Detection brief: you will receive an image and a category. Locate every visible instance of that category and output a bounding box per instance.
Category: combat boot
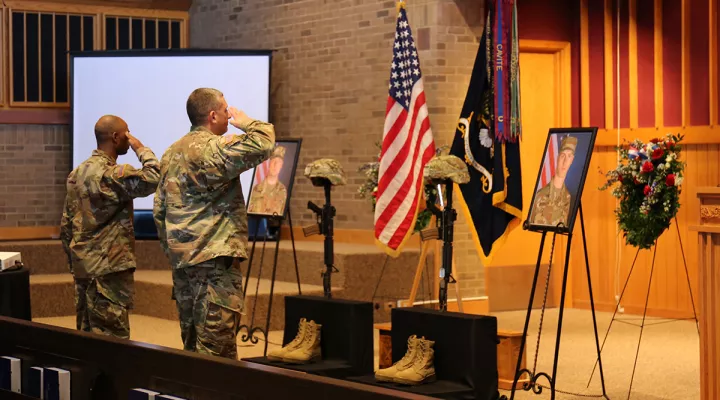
[375,335,420,382]
[283,320,322,364]
[267,318,307,361]
[393,337,436,385]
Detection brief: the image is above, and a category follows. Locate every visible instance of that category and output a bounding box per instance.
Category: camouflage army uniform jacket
[247,179,287,215]
[61,148,161,279]
[530,182,572,227]
[153,121,275,269]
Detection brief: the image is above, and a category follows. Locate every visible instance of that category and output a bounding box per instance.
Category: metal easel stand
[502,204,609,400]
[237,209,302,356]
[586,216,699,399]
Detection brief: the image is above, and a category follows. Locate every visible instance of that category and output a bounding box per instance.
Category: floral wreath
[600,133,685,249]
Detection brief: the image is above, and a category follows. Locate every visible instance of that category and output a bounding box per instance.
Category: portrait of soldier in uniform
[247,145,288,216]
[529,135,577,228]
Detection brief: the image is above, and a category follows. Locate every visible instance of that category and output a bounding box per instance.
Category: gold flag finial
[396,1,406,12]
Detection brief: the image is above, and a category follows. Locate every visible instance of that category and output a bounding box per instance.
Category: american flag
[539,134,559,188]
[374,3,435,255]
[253,158,270,186]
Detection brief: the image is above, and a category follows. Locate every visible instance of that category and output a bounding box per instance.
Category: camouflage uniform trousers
[74,269,134,339]
[172,256,244,360]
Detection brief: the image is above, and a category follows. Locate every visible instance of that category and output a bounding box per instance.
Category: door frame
[484,40,574,310]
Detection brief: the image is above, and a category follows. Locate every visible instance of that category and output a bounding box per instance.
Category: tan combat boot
[375,335,420,382]
[393,337,436,385]
[283,320,322,364]
[267,318,307,361]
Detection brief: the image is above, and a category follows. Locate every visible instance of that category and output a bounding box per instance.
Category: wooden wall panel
[663,0,683,127]
[575,0,720,317]
[637,0,655,127]
[691,0,711,126]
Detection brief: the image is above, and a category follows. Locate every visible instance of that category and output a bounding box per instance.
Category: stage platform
[0,239,425,330]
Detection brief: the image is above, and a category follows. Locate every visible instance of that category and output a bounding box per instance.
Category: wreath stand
[586,216,699,399]
[237,210,302,356]
[503,204,609,400]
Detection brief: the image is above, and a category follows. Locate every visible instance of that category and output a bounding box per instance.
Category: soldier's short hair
[94,115,126,144]
[186,88,224,127]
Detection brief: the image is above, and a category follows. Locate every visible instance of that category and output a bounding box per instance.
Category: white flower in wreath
[479,128,493,148]
[675,176,684,186]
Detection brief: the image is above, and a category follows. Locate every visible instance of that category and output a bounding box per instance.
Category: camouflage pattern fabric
[153,121,275,269]
[74,269,134,339]
[61,148,160,279]
[304,158,347,186]
[172,257,243,359]
[530,183,571,227]
[247,179,287,215]
[423,155,470,185]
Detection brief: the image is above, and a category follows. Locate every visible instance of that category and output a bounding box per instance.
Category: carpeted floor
[495,308,700,400]
[35,308,700,399]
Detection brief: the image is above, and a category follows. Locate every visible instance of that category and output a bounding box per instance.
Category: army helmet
[423,155,470,185]
[304,158,347,187]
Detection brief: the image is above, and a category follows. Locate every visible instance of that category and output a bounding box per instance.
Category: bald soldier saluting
[60,115,160,339]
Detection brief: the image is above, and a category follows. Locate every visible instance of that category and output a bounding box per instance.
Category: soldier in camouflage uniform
[153,88,275,359]
[247,146,287,216]
[60,115,160,339]
[530,135,577,228]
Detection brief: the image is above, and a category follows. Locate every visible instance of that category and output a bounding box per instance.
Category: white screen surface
[71,53,271,210]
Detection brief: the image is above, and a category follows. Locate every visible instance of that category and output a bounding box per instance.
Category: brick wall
[0,124,70,228]
[190,0,489,298]
[191,0,399,230]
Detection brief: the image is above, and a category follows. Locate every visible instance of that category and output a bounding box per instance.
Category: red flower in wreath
[650,138,660,144]
[618,174,623,182]
[666,140,675,148]
[642,161,654,173]
[651,148,664,160]
[643,185,651,196]
[666,173,676,186]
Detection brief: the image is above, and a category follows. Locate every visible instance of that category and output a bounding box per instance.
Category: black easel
[306,180,338,298]
[505,204,609,400]
[425,180,457,312]
[237,209,302,356]
[586,216,699,400]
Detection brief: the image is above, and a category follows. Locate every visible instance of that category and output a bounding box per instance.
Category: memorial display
[599,133,686,249]
[527,128,598,233]
[247,140,301,218]
[267,318,323,364]
[303,159,345,298]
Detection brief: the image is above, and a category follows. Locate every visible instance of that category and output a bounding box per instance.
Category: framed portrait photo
[526,127,598,234]
[246,138,302,219]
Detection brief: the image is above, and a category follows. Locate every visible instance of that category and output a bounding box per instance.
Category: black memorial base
[349,306,499,400]
[0,267,31,321]
[243,295,374,379]
[241,357,355,379]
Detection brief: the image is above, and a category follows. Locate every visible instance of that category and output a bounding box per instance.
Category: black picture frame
[246,138,302,220]
[525,127,598,234]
